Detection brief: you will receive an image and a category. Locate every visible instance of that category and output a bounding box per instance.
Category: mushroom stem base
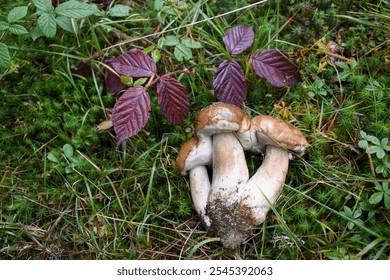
[206,199,255,249]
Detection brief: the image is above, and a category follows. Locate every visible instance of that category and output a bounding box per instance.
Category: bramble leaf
[37,12,57,38]
[213,60,247,107]
[0,42,11,68]
[223,25,254,55]
[33,0,53,13]
[7,6,28,23]
[0,21,10,31]
[56,16,76,33]
[55,1,99,19]
[252,49,301,87]
[9,24,29,35]
[157,77,189,125]
[112,86,151,146]
[108,4,131,17]
[104,58,126,95]
[111,49,157,77]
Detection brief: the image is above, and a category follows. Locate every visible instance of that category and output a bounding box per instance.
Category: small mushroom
[177,136,212,226]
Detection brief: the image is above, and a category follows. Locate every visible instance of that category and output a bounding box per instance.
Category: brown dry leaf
[97,120,113,131]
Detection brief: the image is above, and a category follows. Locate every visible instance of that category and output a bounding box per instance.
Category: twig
[89,1,268,60]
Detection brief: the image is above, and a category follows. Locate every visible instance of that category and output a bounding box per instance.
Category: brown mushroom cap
[176,137,212,176]
[194,103,250,137]
[251,115,309,156]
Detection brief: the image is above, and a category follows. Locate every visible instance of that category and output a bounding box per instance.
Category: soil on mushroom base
[206,198,256,249]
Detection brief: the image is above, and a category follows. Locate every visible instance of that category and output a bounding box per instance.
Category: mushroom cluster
[177,103,308,249]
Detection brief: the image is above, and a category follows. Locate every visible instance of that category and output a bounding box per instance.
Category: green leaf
[63,144,74,159]
[32,0,54,12]
[163,35,180,46]
[373,182,383,192]
[365,80,381,91]
[342,206,353,217]
[358,140,368,149]
[47,151,60,163]
[30,25,43,40]
[367,135,380,146]
[37,12,57,38]
[359,130,367,138]
[313,78,325,89]
[120,75,133,87]
[65,166,73,174]
[369,192,383,205]
[353,208,362,218]
[133,78,148,86]
[142,45,155,54]
[55,1,99,19]
[7,6,28,23]
[9,24,29,35]
[108,4,131,17]
[55,15,75,33]
[339,71,351,80]
[335,61,349,71]
[181,38,202,49]
[0,42,11,68]
[381,138,390,150]
[369,145,385,159]
[384,193,390,210]
[151,49,161,63]
[161,5,176,16]
[154,0,164,11]
[0,21,10,31]
[174,43,192,61]
[177,1,188,10]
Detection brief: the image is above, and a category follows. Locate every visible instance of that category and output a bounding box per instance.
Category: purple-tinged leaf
[112,86,150,146]
[105,57,126,95]
[157,77,189,126]
[252,49,301,87]
[213,60,247,107]
[223,25,254,55]
[111,49,157,78]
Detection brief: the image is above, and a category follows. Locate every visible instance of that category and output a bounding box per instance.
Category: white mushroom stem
[208,132,249,205]
[189,166,211,226]
[237,145,289,225]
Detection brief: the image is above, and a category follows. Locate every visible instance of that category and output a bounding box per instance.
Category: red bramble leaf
[157,77,189,126]
[111,49,157,78]
[112,86,150,146]
[213,60,247,107]
[223,25,254,55]
[252,49,301,87]
[104,57,126,95]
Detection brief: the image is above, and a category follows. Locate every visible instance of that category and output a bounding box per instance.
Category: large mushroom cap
[195,103,250,137]
[251,115,309,156]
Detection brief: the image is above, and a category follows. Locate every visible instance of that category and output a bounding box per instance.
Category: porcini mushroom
[236,115,309,226]
[176,136,212,226]
[176,103,309,249]
[199,103,252,234]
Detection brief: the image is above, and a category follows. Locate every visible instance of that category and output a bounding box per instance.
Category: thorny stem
[145,68,193,89]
